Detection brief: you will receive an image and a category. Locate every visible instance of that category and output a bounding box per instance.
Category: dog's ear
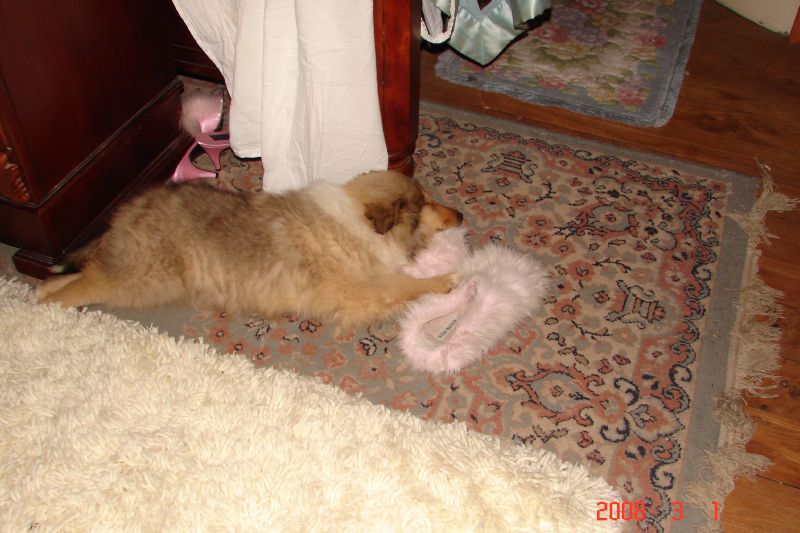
[365,199,404,234]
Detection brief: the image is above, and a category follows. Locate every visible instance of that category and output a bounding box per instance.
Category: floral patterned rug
[435,0,703,127]
[4,101,788,532]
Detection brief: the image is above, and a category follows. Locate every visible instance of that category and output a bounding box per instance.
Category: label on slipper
[422,310,461,345]
[419,278,479,346]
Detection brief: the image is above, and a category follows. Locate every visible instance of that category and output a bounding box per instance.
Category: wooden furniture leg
[373,0,422,175]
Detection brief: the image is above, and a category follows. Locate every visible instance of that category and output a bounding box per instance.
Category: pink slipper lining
[400,229,549,374]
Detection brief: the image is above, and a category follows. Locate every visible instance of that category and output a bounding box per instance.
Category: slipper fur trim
[400,242,549,373]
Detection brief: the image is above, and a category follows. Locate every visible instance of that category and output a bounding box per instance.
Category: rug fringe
[728,163,797,397]
[684,164,797,532]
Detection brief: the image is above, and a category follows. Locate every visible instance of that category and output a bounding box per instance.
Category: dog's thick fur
[36,171,463,327]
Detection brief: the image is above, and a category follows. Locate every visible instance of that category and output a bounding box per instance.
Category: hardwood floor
[420,2,800,531]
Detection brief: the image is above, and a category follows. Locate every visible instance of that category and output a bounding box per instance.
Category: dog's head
[345,171,463,254]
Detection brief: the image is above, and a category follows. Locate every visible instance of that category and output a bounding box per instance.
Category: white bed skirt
[172,0,389,192]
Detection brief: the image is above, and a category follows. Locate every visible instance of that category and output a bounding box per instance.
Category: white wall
[717,0,799,35]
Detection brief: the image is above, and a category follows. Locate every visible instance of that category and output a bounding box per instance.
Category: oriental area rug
[1,102,791,532]
[435,0,703,127]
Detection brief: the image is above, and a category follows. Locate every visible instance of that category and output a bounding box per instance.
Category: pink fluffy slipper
[400,229,549,374]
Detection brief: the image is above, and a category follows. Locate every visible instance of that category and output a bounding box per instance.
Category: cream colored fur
[36,171,462,327]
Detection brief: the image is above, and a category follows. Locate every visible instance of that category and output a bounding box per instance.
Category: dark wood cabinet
[0,1,188,278]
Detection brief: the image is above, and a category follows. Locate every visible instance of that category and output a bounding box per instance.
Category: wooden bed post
[790,4,800,44]
[373,0,422,176]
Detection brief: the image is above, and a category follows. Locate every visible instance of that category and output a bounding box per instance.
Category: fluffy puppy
[36,171,463,327]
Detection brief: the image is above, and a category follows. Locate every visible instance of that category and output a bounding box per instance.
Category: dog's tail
[180,91,224,138]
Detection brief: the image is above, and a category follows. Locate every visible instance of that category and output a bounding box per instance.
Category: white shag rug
[0,278,619,531]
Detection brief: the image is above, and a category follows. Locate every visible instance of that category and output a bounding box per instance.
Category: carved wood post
[373,0,422,176]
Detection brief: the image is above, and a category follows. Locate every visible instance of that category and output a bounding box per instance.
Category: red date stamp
[596,501,720,521]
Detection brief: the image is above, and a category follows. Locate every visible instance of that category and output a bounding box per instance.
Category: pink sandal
[169,93,231,183]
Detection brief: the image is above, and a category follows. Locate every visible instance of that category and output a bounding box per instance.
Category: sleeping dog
[37,171,463,327]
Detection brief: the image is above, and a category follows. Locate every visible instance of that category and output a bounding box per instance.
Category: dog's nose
[456,211,464,225]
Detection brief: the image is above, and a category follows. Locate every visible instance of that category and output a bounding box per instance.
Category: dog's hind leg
[36,271,111,308]
[36,273,84,303]
[37,266,185,309]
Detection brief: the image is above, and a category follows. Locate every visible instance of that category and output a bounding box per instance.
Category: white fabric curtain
[172,0,389,193]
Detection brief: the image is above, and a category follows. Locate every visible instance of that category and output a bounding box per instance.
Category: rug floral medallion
[143,105,757,533]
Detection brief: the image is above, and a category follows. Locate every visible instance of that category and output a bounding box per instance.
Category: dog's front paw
[430,272,461,294]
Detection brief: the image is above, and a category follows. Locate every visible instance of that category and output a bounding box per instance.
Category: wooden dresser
[0,1,188,278]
